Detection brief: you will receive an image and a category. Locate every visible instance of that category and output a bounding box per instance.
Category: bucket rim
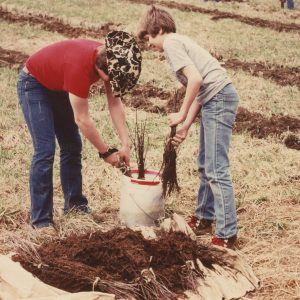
[128,169,161,186]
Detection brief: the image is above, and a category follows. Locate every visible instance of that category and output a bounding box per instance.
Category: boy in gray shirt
[138,6,239,248]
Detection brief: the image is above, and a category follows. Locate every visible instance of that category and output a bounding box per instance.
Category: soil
[0,46,28,68]
[1,8,299,89]
[128,0,300,33]
[13,228,228,299]
[234,107,300,140]
[223,58,300,88]
[0,6,117,39]
[92,82,300,150]
[1,46,299,150]
[283,133,300,150]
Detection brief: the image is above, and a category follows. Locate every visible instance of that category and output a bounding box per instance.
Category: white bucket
[120,169,164,227]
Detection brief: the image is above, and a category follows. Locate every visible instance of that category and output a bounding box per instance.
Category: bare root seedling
[129,110,149,179]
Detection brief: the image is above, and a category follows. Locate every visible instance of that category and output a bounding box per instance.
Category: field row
[1,45,299,151]
[1,1,299,66]
[1,6,299,89]
[128,0,300,32]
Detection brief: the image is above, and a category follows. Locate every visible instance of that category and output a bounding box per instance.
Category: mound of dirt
[128,0,300,33]
[234,107,300,139]
[13,228,227,299]
[0,46,28,68]
[0,6,117,39]
[283,133,300,150]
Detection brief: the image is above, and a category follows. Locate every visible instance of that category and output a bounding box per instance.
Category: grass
[1,1,300,66]
[0,0,299,299]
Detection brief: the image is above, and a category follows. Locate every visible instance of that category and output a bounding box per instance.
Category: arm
[168,64,202,127]
[172,100,202,146]
[104,81,130,165]
[68,93,120,167]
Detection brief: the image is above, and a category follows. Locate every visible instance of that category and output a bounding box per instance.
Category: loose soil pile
[0,46,28,68]
[224,58,300,88]
[13,228,228,299]
[127,0,300,33]
[234,107,300,139]
[0,6,117,39]
[1,7,299,89]
[1,48,299,150]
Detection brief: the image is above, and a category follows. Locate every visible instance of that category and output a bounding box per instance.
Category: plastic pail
[120,169,164,227]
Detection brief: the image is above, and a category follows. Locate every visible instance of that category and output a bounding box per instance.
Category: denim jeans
[17,71,88,228]
[195,83,239,239]
[287,0,294,9]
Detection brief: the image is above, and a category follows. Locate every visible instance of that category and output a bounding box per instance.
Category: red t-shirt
[26,39,102,98]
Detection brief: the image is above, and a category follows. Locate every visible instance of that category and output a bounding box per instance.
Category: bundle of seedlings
[161,90,181,197]
[12,229,220,300]
[129,110,149,179]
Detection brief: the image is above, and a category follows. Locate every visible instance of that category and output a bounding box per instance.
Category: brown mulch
[13,228,228,299]
[127,0,300,33]
[1,7,299,89]
[234,106,300,143]
[0,6,118,39]
[0,46,28,68]
[1,48,299,150]
[283,133,300,150]
[224,58,300,88]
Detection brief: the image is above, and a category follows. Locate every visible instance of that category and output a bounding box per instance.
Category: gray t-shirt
[163,33,231,105]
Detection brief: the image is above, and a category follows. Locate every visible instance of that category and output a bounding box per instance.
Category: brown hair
[96,46,108,75]
[138,5,176,40]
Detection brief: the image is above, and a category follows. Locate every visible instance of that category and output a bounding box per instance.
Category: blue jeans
[287,0,294,9]
[17,71,88,228]
[195,83,239,239]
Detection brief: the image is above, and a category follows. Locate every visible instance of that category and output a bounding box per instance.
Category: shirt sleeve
[164,37,194,73]
[63,64,90,98]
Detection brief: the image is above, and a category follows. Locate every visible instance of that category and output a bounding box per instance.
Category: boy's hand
[168,112,186,127]
[172,127,188,146]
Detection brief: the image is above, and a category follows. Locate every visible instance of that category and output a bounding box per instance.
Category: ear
[96,66,109,82]
[159,28,164,35]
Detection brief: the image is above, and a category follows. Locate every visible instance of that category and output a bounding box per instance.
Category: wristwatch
[98,147,118,159]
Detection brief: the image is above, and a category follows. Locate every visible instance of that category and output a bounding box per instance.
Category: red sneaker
[211,235,237,249]
[187,215,199,230]
[187,216,213,235]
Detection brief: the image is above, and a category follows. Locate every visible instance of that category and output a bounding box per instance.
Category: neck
[160,32,172,49]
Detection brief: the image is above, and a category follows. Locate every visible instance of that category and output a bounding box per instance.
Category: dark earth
[128,0,300,33]
[1,7,299,89]
[0,27,299,151]
[0,6,117,39]
[1,46,298,150]
[13,228,229,299]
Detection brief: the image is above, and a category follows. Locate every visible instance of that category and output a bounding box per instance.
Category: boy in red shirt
[17,31,141,233]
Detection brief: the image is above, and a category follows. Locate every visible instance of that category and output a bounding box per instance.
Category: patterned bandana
[105,31,142,97]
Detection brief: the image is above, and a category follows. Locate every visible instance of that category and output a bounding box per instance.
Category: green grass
[1,0,300,66]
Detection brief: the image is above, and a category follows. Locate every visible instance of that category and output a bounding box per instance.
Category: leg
[201,84,239,239]
[17,72,55,228]
[195,117,215,221]
[49,91,88,211]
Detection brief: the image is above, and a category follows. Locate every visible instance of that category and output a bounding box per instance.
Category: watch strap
[99,147,118,159]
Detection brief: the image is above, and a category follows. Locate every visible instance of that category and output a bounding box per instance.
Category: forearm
[76,118,108,153]
[105,82,130,147]
[108,99,130,146]
[179,78,202,118]
[181,99,201,130]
